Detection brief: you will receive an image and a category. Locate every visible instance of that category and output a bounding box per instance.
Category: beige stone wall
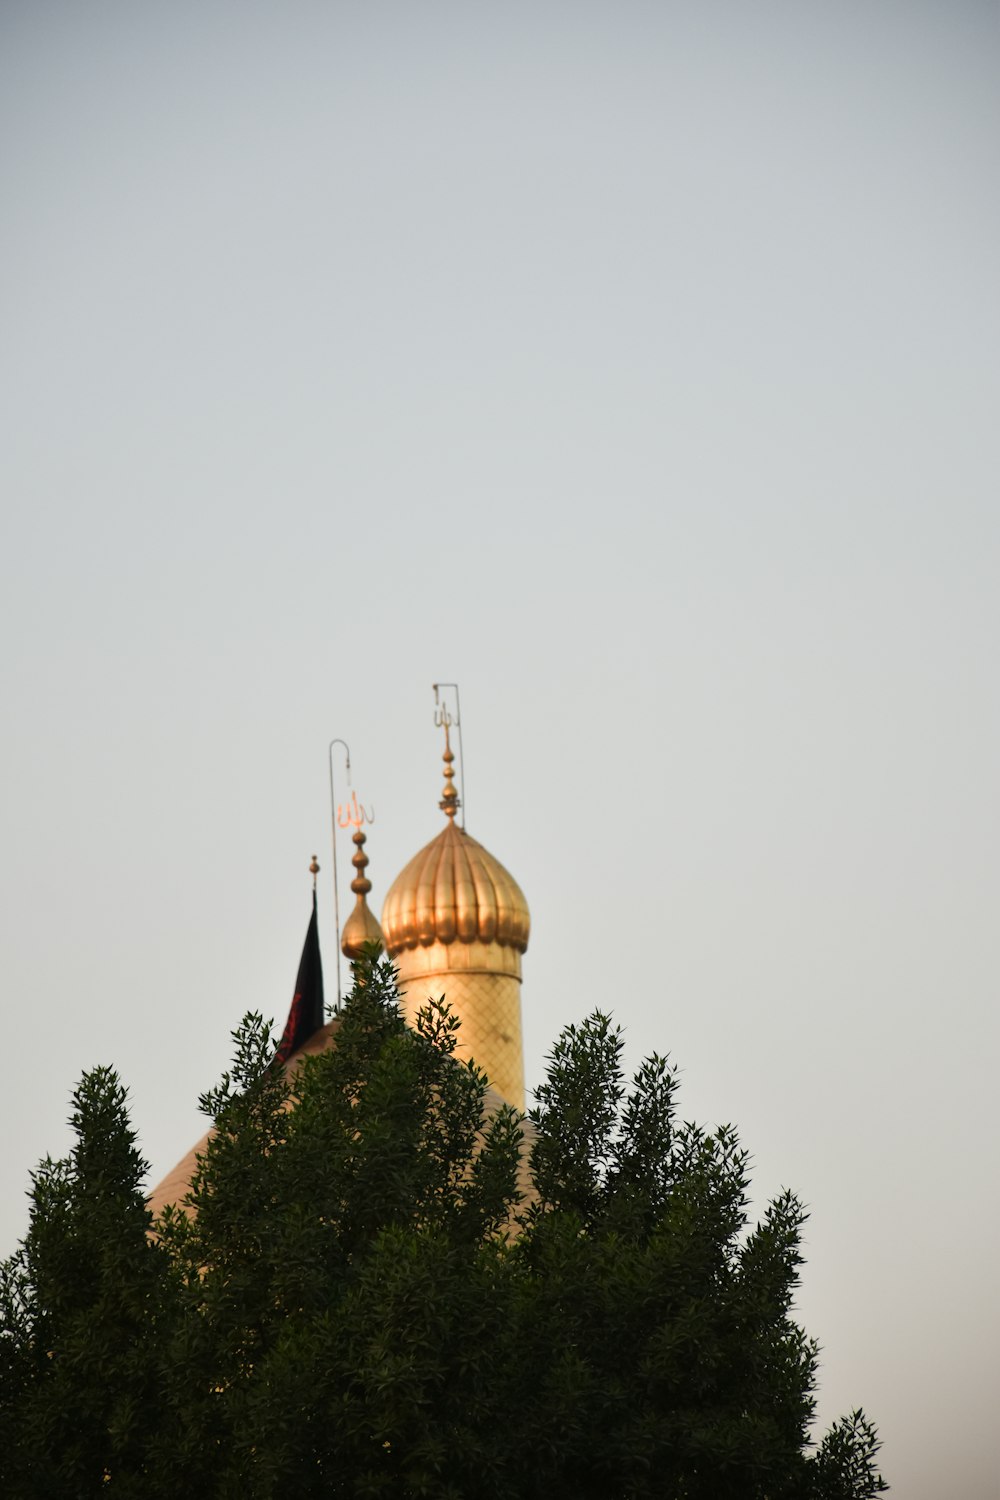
[395,960,525,1112]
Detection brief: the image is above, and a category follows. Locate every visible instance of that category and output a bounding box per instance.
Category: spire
[340,823,385,959]
[439,718,460,822]
[350,827,371,899]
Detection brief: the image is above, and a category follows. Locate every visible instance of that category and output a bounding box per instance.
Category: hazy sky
[2,3,998,1493]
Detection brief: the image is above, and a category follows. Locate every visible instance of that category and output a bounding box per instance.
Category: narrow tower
[381,723,530,1110]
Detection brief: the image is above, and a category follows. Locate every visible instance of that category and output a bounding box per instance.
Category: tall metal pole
[328,738,351,1009]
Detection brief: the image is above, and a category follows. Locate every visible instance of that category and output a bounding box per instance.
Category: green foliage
[0,955,886,1497]
[0,1068,173,1497]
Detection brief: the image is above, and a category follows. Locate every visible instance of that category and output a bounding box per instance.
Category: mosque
[148,714,531,1214]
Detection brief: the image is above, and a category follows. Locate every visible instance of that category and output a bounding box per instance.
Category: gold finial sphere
[350,827,372,896]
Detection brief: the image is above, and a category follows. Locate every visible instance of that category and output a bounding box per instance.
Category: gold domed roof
[382,717,529,957]
[381,817,530,957]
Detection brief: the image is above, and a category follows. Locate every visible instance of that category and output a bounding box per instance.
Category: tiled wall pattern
[397,967,525,1112]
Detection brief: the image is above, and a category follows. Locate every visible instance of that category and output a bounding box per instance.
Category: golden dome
[341,893,385,957]
[381,714,530,1110]
[381,817,530,957]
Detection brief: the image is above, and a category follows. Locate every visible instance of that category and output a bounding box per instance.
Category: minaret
[340,823,385,962]
[380,721,530,1110]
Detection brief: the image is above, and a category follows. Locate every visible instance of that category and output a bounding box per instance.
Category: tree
[0,1069,175,1497]
[0,953,887,1498]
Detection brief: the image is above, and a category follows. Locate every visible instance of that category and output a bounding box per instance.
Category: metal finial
[341,821,385,960]
[350,827,372,894]
[433,682,465,828]
[439,717,460,821]
[337,788,374,830]
[309,854,320,890]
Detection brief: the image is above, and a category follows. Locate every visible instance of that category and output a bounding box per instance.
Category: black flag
[273,890,325,1068]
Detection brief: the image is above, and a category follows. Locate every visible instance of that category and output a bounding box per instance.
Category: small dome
[341,897,384,958]
[381,818,530,957]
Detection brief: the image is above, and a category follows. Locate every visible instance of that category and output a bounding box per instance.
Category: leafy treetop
[0,951,886,1499]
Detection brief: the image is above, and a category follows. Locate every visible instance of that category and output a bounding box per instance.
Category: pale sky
[2,4,998,1495]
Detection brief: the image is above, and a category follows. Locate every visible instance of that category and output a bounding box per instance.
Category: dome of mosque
[380,713,531,1109]
[145,700,535,1219]
[381,718,530,957]
[381,817,530,956]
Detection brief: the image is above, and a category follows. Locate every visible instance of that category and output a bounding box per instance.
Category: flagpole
[271,861,326,1069]
[328,738,351,1010]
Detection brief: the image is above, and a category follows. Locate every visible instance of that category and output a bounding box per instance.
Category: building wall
[394,942,525,1111]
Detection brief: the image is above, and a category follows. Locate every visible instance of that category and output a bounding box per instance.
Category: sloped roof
[146,1016,536,1221]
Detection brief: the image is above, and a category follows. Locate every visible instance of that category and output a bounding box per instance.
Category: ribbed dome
[381,819,530,957]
